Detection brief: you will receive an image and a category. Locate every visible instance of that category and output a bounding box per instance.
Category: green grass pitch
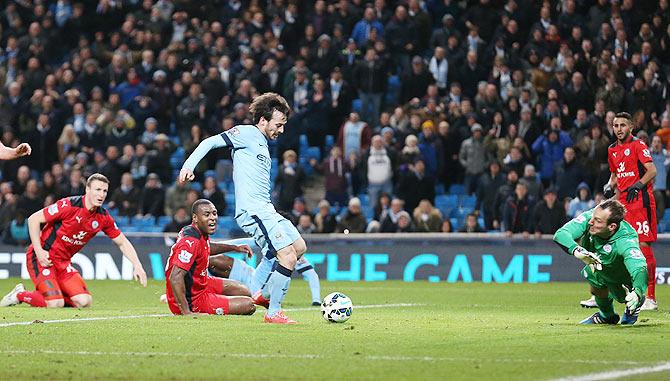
[0,279,668,380]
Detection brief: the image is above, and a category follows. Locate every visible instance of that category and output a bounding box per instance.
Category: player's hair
[86,173,109,187]
[249,93,290,124]
[191,199,214,215]
[599,199,626,225]
[614,112,633,121]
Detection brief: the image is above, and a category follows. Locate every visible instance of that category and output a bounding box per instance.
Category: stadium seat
[352,98,362,113]
[299,134,309,149]
[448,184,466,195]
[459,195,476,208]
[435,183,446,195]
[325,135,335,152]
[304,146,321,162]
[215,159,234,182]
[190,182,202,192]
[435,195,458,209]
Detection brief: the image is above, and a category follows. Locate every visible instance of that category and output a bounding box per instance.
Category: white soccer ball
[321,292,353,323]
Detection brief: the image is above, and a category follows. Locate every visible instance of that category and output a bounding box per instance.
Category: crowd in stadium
[1,0,670,240]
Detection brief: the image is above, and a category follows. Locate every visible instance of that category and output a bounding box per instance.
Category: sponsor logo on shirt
[178,250,193,263]
[47,204,58,215]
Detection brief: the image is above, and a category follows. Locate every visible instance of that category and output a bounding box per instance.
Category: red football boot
[264,311,297,324]
[252,291,270,308]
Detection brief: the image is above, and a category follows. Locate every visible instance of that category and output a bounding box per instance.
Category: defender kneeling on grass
[553,199,648,325]
[165,199,256,316]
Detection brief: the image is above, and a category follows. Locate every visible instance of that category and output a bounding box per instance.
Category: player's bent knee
[71,294,92,308]
[277,246,298,268]
[46,299,65,308]
[590,286,608,298]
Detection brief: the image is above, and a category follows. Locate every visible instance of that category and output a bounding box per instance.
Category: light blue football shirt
[182,125,272,215]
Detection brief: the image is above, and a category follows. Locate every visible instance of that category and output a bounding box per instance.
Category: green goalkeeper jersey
[553,209,648,293]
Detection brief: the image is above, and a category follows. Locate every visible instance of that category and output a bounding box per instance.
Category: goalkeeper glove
[603,183,615,199]
[573,246,603,271]
[624,286,644,310]
[623,181,645,203]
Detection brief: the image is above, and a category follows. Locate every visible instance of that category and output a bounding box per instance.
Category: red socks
[641,245,656,301]
[16,291,47,307]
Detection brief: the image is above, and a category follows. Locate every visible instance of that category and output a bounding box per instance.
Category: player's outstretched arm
[0,142,31,160]
[210,242,253,258]
[27,209,52,267]
[169,267,194,315]
[112,234,148,286]
[552,213,590,255]
[180,135,227,182]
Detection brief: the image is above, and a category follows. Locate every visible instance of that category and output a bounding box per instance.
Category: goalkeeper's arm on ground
[623,247,649,298]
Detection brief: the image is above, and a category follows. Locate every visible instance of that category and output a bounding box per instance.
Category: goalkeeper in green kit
[553,199,648,325]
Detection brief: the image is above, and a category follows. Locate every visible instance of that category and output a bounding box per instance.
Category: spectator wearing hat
[400,56,435,104]
[430,14,460,50]
[312,34,338,79]
[138,173,165,218]
[532,125,573,188]
[459,123,489,195]
[140,117,159,146]
[530,187,566,237]
[336,197,367,233]
[338,38,362,82]
[313,199,338,234]
[418,120,443,178]
[274,150,306,213]
[328,67,354,136]
[284,66,311,113]
[567,182,595,219]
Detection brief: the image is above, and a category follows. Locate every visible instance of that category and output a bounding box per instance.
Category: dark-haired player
[1,174,147,308]
[165,199,256,316]
[179,93,306,324]
[591,112,657,311]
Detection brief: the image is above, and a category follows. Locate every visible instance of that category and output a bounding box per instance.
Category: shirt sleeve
[171,237,199,271]
[635,140,653,165]
[102,215,122,239]
[182,134,229,171]
[622,245,648,295]
[42,198,75,224]
[553,210,591,254]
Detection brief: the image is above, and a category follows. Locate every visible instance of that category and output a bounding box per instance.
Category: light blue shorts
[235,205,301,259]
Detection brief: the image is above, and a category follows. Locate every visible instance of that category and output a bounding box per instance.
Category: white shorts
[235,205,301,259]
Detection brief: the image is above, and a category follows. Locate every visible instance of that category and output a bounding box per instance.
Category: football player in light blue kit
[179,93,306,324]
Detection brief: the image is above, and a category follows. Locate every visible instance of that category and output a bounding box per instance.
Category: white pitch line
[0,349,651,366]
[550,362,670,381]
[0,303,424,328]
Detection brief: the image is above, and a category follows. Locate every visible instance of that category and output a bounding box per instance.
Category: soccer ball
[321,292,353,323]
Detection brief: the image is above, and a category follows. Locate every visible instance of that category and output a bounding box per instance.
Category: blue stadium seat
[157,216,171,226]
[204,170,216,179]
[299,134,309,149]
[435,183,446,195]
[459,195,476,208]
[304,146,321,162]
[662,210,670,222]
[435,195,458,208]
[449,184,466,195]
[190,182,202,192]
[352,98,362,113]
[170,157,183,169]
[325,135,335,151]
